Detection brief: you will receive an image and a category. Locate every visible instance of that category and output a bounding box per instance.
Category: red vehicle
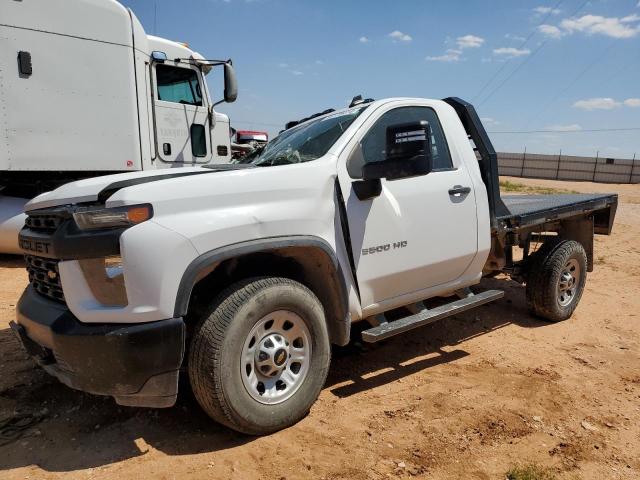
[231,129,269,160]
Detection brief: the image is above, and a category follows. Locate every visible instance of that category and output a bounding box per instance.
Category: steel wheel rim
[240,310,312,405]
[557,258,581,307]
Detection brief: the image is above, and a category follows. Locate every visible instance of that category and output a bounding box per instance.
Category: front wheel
[188,277,331,435]
[526,240,588,322]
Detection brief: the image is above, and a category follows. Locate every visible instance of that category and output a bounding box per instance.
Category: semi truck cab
[0,0,238,252]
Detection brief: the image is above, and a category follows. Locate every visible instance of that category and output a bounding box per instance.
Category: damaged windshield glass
[249,107,365,166]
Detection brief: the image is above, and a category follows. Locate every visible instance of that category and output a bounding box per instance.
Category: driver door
[338,105,479,310]
[153,62,212,163]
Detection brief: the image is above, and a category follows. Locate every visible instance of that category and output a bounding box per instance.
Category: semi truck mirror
[223,62,238,103]
[361,121,433,181]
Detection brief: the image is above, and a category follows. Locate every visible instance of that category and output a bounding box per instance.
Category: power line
[478,0,591,108]
[471,0,564,102]
[522,39,619,128]
[477,40,549,107]
[488,127,640,134]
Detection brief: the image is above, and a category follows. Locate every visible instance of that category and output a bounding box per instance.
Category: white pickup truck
[11,97,617,435]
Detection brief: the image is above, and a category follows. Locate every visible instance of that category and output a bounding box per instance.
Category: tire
[525,240,587,322]
[188,277,331,435]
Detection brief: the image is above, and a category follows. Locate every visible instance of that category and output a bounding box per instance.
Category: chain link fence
[497,151,639,184]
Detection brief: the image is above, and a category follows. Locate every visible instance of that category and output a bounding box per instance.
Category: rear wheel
[188,277,330,435]
[526,240,587,322]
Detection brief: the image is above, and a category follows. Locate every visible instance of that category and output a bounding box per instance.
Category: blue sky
[121,0,640,158]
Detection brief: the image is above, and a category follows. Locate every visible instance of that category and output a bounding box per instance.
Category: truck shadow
[326,275,547,397]
[0,255,25,268]
[0,276,546,473]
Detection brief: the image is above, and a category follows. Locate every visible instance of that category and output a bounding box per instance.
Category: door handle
[448,185,471,196]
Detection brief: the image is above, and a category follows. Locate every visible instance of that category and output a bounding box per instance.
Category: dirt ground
[1,176,638,479]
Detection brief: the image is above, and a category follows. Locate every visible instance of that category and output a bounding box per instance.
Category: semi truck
[0,0,238,253]
[11,96,617,435]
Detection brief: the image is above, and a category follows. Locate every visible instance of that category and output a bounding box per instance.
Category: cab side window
[156,65,203,107]
[348,106,453,178]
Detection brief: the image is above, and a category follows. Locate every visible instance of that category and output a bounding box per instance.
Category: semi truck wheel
[526,240,587,322]
[188,277,331,435]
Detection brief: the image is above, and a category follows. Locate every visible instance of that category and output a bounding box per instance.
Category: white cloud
[624,98,640,107]
[560,14,640,39]
[481,117,500,125]
[534,6,561,15]
[456,34,484,49]
[278,63,288,68]
[538,24,564,39]
[290,70,303,76]
[315,60,324,65]
[493,47,531,57]
[425,49,462,62]
[505,33,526,42]
[359,36,369,44]
[388,30,412,42]
[426,33,483,63]
[545,124,582,132]
[538,14,640,39]
[573,97,622,110]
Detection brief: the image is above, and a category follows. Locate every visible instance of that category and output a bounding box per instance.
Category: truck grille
[25,255,65,303]
[24,210,68,233]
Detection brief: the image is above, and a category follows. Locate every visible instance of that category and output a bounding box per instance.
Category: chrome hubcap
[558,258,581,307]
[241,310,311,404]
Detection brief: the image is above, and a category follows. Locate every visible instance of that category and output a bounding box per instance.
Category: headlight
[73,204,153,231]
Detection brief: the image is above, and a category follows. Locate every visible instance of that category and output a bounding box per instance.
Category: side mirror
[362,121,432,181]
[223,62,238,103]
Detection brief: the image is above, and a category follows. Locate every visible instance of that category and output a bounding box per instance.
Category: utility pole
[555,149,562,180]
[630,153,637,184]
[592,151,599,182]
[520,146,526,177]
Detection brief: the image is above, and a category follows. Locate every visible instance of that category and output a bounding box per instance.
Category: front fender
[173,235,352,346]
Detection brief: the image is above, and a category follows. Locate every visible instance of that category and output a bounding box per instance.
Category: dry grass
[500,180,580,195]
[506,463,558,480]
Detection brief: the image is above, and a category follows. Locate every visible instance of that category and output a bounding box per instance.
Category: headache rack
[442,97,508,232]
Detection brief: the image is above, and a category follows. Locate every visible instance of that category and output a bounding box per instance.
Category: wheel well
[183,246,350,346]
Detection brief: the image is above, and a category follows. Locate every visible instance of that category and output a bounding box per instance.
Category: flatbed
[499,194,618,232]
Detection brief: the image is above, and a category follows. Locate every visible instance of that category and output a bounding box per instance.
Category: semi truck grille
[24,210,68,233]
[25,255,65,303]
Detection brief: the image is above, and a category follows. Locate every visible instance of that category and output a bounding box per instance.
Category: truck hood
[100,156,339,255]
[25,165,250,212]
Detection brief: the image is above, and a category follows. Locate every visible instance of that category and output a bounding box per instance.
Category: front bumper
[12,286,185,408]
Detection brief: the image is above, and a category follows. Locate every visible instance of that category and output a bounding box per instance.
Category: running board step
[361,290,504,343]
